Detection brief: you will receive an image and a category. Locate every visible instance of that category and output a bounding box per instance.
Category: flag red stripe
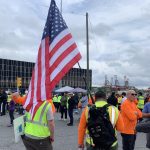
[45,37,51,99]
[37,45,42,102]
[49,53,81,91]
[30,69,35,106]
[32,102,43,120]
[49,43,77,75]
[49,33,72,59]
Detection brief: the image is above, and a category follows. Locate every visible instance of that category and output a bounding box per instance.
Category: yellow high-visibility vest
[137,96,144,109]
[7,95,12,102]
[57,96,62,103]
[118,97,122,104]
[52,96,58,103]
[25,101,51,138]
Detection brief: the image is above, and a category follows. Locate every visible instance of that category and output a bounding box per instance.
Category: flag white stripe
[29,102,37,118]
[50,38,75,66]
[24,78,32,108]
[50,48,79,81]
[50,29,70,51]
[33,61,38,103]
[41,40,46,101]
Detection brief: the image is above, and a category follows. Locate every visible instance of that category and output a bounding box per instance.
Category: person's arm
[48,120,55,142]
[78,108,87,148]
[115,111,124,132]
[142,113,150,118]
[142,103,150,118]
[136,108,142,119]
[47,106,55,142]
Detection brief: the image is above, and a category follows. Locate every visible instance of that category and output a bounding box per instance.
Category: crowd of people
[1,88,150,150]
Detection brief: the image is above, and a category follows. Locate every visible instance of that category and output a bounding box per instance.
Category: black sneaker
[67,123,73,126]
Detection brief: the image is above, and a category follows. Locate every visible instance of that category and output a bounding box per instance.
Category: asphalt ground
[0,111,149,150]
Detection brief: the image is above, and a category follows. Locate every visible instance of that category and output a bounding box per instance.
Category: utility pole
[86,12,90,89]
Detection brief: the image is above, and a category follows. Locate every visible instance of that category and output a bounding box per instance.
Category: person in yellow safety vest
[22,101,55,150]
[137,92,145,111]
[7,93,12,111]
[117,94,122,110]
[52,94,58,108]
[57,94,61,112]
[7,93,12,103]
[12,92,55,150]
[78,90,124,150]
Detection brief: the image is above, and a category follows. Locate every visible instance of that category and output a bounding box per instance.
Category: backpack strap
[85,104,95,121]
[111,106,115,128]
[102,104,116,128]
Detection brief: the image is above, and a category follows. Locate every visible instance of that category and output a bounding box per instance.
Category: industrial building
[0,58,92,90]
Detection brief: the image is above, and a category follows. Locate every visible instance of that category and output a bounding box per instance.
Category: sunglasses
[131,93,137,96]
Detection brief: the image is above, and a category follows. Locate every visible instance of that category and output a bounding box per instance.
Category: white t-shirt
[47,106,54,121]
[121,97,127,104]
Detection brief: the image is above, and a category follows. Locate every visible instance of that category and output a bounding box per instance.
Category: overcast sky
[0,0,150,89]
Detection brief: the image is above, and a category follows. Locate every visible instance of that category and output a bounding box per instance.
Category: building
[0,58,92,91]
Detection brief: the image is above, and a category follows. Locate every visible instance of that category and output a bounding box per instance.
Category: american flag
[23,0,81,118]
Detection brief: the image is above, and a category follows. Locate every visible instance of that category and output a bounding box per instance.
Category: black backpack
[87,104,117,149]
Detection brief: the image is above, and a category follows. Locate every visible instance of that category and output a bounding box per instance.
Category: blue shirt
[142,102,150,113]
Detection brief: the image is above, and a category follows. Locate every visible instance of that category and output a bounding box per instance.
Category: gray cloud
[0,0,150,88]
[93,23,113,37]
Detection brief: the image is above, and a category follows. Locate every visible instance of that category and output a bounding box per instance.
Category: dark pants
[57,103,60,112]
[53,102,57,111]
[1,100,6,115]
[6,102,9,111]
[53,102,60,112]
[9,110,14,124]
[19,105,24,115]
[146,133,150,148]
[68,108,73,125]
[0,101,2,113]
[121,133,136,150]
[22,135,53,150]
[60,106,67,119]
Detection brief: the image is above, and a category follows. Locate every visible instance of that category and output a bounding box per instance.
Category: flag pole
[77,62,95,104]
[86,12,90,90]
[85,12,95,104]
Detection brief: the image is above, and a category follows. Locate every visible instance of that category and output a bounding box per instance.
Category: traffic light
[17,77,22,87]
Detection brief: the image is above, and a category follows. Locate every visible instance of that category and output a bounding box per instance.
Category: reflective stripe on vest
[25,101,51,138]
[111,106,115,128]
[85,101,119,146]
